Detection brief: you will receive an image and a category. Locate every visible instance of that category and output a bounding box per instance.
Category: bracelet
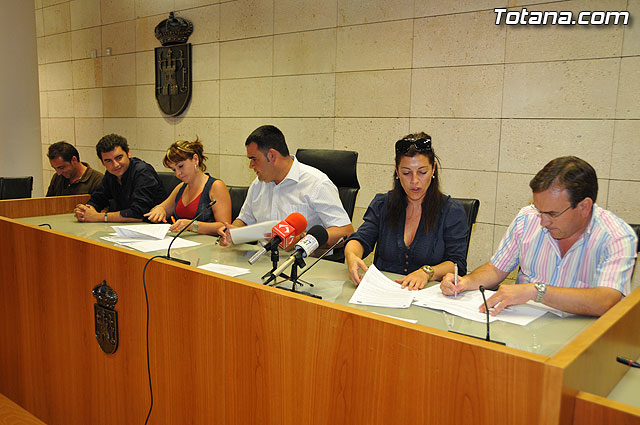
[190,220,199,233]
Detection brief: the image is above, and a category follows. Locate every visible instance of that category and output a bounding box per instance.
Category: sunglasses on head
[395,137,432,155]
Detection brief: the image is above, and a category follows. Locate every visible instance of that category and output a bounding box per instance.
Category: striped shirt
[491,204,637,296]
[237,156,351,231]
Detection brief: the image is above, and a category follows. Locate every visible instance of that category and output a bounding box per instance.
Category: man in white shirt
[218,125,354,247]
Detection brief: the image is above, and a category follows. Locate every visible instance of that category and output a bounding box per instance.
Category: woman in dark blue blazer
[345,133,468,290]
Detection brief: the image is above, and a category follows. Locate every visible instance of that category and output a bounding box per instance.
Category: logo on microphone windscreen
[297,235,319,257]
[273,222,295,248]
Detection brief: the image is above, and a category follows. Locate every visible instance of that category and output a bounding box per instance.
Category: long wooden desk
[1,196,639,425]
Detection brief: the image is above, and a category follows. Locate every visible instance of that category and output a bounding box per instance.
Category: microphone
[165,200,216,265]
[271,225,329,277]
[617,356,640,368]
[248,213,307,264]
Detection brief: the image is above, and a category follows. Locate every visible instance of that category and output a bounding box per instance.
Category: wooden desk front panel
[0,216,562,425]
[224,282,560,425]
[573,392,640,425]
[0,218,225,425]
[0,195,89,218]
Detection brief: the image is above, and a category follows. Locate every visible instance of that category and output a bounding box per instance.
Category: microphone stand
[164,200,215,265]
[270,236,346,299]
[261,245,290,285]
[275,255,321,299]
[449,286,505,346]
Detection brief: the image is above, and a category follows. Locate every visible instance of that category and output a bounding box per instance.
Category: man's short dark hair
[529,156,598,206]
[48,141,80,162]
[96,134,129,159]
[245,125,289,157]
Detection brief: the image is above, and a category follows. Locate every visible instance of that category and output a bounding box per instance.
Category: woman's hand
[396,269,429,290]
[170,218,193,233]
[346,255,368,286]
[144,205,167,223]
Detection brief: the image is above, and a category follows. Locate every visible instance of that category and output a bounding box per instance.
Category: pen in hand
[454,263,458,298]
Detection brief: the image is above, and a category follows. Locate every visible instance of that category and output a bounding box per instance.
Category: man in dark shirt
[74,134,166,223]
[46,141,103,196]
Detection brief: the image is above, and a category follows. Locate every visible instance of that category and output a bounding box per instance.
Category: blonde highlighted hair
[163,137,207,172]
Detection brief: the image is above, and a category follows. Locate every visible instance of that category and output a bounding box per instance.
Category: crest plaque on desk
[154,12,193,116]
[92,280,119,354]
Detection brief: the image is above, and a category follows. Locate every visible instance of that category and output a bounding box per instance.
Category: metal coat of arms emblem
[154,12,193,116]
[92,280,119,354]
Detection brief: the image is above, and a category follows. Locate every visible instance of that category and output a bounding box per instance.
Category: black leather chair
[227,185,249,221]
[0,176,33,200]
[157,172,181,196]
[296,149,360,262]
[452,198,480,262]
[630,224,640,253]
[295,149,360,220]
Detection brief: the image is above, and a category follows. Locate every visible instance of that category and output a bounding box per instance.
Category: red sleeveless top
[175,192,202,219]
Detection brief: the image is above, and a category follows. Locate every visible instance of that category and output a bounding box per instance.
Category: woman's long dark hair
[387,132,443,234]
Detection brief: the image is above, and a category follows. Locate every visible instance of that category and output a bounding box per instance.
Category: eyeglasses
[395,137,432,155]
[532,204,573,219]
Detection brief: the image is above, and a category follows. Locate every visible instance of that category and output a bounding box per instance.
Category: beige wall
[0,0,42,195]
[35,0,640,270]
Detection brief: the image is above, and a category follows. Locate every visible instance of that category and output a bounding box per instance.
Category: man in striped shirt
[441,156,637,317]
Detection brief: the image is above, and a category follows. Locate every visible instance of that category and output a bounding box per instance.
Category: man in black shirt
[74,134,166,223]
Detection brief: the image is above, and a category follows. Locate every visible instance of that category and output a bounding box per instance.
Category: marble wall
[35,0,640,270]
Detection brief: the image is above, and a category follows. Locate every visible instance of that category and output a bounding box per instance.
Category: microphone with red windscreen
[248,213,307,264]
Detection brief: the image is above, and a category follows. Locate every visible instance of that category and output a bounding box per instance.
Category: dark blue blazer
[347,192,468,276]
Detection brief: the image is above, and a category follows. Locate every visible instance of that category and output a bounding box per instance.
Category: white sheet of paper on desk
[370,312,418,324]
[412,286,498,323]
[198,263,250,277]
[230,220,279,245]
[348,264,414,308]
[111,224,171,240]
[118,236,199,253]
[101,234,146,244]
[412,285,549,326]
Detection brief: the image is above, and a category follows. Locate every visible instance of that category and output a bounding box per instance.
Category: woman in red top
[145,138,231,235]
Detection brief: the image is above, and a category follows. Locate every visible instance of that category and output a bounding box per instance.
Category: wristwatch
[421,265,435,281]
[534,282,547,303]
[104,212,108,223]
[190,220,199,233]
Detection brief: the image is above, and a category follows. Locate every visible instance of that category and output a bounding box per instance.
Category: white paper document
[101,235,200,253]
[370,312,418,324]
[230,220,279,245]
[348,265,414,308]
[412,285,549,326]
[412,286,499,323]
[198,263,250,277]
[111,224,171,240]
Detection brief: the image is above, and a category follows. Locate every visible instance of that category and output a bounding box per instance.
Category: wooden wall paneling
[0,195,89,218]
[223,281,558,425]
[573,392,640,425]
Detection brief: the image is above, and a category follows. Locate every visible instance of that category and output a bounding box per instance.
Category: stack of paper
[413,286,500,323]
[348,265,414,308]
[349,266,558,326]
[197,263,250,277]
[112,224,171,239]
[100,224,200,253]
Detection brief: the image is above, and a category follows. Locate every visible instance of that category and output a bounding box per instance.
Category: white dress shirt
[237,157,351,231]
